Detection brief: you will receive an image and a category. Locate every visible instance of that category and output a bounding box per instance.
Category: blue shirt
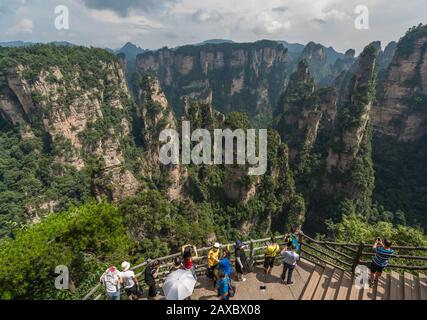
[372,247,394,267]
[219,257,232,276]
[218,276,229,300]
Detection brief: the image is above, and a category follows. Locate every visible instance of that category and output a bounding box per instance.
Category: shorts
[264,257,276,269]
[125,284,138,297]
[370,261,385,273]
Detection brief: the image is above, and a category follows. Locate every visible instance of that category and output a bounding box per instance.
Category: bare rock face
[290,42,353,88]
[0,58,140,202]
[320,42,379,209]
[135,75,187,200]
[298,42,330,84]
[136,40,288,118]
[374,26,427,141]
[275,60,337,164]
[136,75,176,149]
[224,166,258,203]
[326,44,378,173]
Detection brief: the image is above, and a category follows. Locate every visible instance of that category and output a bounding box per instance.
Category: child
[217,271,230,300]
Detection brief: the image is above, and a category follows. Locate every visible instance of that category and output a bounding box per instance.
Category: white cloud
[253,12,291,35]
[9,18,33,34]
[89,8,163,32]
[0,0,425,53]
[321,9,351,22]
[192,9,222,23]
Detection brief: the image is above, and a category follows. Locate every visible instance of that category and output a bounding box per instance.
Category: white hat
[121,261,130,271]
[213,242,221,248]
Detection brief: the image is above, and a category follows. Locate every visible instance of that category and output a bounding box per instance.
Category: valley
[0,24,426,300]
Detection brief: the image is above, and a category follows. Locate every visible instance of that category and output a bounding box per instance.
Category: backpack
[291,235,300,253]
[266,244,280,257]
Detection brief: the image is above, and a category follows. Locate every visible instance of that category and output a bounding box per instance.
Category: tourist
[182,244,199,279]
[120,261,139,300]
[217,271,230,300]
[235,240,250,282]
[264,236,280,275]
[144,259,160,299]
[369,238,394,287]
[280,244,299,285]
[207,242,221,287]
[219,248,233,278]
[284,226,301,253]
[170,257,182,273]
[100,266,122,300]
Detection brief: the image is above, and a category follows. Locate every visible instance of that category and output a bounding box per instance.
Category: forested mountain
[134,40,350,127]
[0,25,426,299]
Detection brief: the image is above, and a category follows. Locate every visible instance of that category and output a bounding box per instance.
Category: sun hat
[213,242,221,248]
[121,261,131,271]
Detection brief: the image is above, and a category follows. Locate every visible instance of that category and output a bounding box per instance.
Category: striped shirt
[372,247,394,267]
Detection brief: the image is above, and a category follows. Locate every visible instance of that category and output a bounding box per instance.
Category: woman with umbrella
[162,268,197,300]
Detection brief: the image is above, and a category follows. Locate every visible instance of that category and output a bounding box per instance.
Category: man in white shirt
[100,266,122,300]
[120,261,139,300]
[280,244,300,285]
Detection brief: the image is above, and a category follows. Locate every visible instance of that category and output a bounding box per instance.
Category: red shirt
[183,258,193,269]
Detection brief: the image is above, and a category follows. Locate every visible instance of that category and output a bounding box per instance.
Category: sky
[0,0,425,53]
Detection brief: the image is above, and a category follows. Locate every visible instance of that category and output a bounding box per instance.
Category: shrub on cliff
[0,202,132,300]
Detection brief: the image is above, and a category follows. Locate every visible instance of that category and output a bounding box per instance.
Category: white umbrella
[162,269,197,300]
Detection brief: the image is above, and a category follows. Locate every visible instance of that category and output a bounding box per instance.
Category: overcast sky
[0,0,425,53]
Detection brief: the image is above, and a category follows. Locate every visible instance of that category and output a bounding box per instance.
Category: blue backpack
[291,235,300,253]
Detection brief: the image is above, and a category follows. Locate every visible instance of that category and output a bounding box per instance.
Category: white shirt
[120,270,136,289]
[100,269,121,293]
[282,250,300,266]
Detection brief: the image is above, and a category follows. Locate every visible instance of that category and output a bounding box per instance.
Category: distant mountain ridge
[0,40,76,48]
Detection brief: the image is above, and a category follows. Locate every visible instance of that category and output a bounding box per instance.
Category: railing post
[298,233,303,258]
[249,239,254,266]
[352,241,365,273]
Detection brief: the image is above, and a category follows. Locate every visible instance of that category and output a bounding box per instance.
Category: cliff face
[0,46,140,205]
[173,96,305,233]
[274,44,379,233]
[290,42,351,87]
[133,75,187,201]
[136,40,288,120]
[374,26,427,141]
[275,60,337,164]
[322,43,379,213]
[371,25,427,228]
[297,42,330,85]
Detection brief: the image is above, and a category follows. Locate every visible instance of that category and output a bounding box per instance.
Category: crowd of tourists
[99,226,394,300]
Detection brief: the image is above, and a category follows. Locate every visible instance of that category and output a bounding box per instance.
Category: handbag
[136,284,144,298]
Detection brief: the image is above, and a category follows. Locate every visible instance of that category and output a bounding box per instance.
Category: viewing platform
[84,234,427,300]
